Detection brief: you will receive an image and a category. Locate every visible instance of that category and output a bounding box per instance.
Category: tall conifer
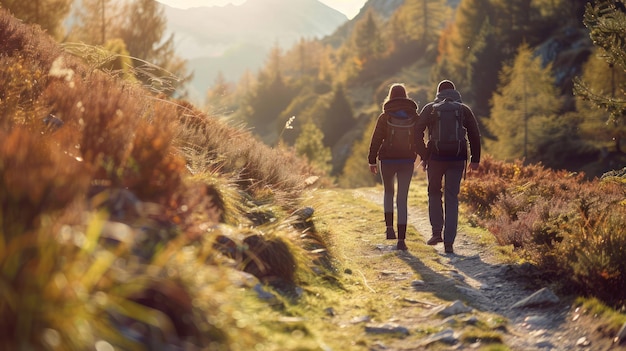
[486,43,561,162]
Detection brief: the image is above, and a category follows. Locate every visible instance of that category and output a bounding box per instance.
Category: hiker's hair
[384,83,408,105]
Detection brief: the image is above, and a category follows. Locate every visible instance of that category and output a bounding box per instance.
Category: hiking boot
[427,235,443,245]
[386,227,396,240]
[444,243,454,254]
[396,240,408,251]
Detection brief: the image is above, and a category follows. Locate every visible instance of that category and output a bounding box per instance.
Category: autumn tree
[113,0,191,97]
[350,9,385,72]
[390,0,449,46]
[317,44,336,84]
[69,0,190,97]
[71,0,119,44]
[485,43,563,164]
[433,0,497,115]
[0,0,72,39]
[574,0,626,153]
[279,38,326,78]
[436,0,489,79]
[206,71,235,114]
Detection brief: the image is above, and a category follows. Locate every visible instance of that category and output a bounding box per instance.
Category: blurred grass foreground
[0,9,332,350]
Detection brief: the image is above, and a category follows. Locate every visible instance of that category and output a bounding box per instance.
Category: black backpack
[430,99,467,157]
[385,112,416,156]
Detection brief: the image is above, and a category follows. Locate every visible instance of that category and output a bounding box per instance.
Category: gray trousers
[427,160,465,243]
[380,161,414,225]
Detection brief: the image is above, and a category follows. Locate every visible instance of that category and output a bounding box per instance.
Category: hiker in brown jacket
[368,83,419,251]
[416,80,481,254]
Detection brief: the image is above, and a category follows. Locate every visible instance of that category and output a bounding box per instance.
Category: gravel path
[352,187,620,351]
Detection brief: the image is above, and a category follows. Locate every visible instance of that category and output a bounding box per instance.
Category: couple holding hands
[368,80,481,253]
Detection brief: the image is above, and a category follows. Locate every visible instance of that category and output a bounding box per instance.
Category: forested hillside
[208,0,626,184]
[5,0,623,181]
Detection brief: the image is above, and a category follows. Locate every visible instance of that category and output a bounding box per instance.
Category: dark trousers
[380,161,414,225]
[427,160,465,243]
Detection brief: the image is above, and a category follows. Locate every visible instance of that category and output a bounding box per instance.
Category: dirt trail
[349,187,619,351]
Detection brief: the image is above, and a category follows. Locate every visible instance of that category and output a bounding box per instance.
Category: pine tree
[295,120,332,174]
[114,0,165,61]
[574,0,626,154]
[486,42,562,162]
[265,41,283,79]
[206,71,234,114]
[391,0,449,46]
[351,10,384,66]
[321,84,354,148]
[438,0,489,73]
[114,0,191,97]
[317,45,335,84]
[71,0,118,45]
[243,69,295,138]
[576,49,626,154]
[434,0,494,98]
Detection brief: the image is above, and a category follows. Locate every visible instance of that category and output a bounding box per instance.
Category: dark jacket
[368,97,419,165]
[416,89,481,163]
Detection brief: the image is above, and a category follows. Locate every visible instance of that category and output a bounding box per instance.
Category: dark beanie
[437,80,456,92]
[389,84,407,99]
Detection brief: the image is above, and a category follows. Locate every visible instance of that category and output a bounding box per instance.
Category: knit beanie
[437,80,456,92]
[389,84,408,99]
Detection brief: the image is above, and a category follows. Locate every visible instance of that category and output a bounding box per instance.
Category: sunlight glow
[155,0,366,19]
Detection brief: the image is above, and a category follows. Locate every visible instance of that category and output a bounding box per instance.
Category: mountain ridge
[162,0,349,100]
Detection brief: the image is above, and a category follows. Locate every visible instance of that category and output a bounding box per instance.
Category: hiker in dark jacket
[416,80,481,254]
[368,83,419,251]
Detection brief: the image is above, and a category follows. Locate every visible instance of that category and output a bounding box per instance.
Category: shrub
[0,56,47,128]
[461,155,626,307]
[0,8,332,349]
[0,128,90,237]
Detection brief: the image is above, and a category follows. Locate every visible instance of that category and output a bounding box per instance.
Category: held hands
[467,162,479,173]
[419,160,427,171]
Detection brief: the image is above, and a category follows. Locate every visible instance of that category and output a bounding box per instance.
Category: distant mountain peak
[162,0,347,100]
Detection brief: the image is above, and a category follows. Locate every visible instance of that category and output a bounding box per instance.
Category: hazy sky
[155,0,367,19]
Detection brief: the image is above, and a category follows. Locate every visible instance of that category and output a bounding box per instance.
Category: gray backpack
[430,99,467,157]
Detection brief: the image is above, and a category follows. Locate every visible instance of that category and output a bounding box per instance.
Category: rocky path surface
[350,188,622,351]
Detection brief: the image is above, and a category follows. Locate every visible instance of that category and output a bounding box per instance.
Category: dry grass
[0,9,332,349]
[461,155,626,307]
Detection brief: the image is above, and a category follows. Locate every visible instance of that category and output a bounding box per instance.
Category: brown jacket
[368,97,419,165]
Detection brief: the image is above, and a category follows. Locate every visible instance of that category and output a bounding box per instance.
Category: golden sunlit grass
[0,8,332,350]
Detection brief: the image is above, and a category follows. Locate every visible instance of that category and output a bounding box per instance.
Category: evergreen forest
[211,0,626,184]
